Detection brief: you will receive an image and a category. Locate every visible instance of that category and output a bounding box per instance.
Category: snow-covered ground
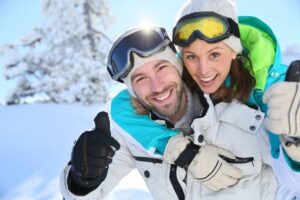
[0,103,152,200]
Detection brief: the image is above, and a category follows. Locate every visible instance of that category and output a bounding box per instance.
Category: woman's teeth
[200,75,217,82]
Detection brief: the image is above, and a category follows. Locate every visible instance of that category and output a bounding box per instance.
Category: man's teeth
[155,91,170,101]
[200,75,216,82]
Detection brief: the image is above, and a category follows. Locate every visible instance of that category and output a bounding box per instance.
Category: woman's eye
[210,52,220,59]
[186,54,196,60]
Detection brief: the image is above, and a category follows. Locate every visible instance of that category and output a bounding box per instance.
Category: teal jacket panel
[111,89,178,155]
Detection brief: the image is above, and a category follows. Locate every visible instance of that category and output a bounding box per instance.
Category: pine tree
[1,0,114,105]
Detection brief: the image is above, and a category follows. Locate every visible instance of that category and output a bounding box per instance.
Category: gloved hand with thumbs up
[68,111,120,194]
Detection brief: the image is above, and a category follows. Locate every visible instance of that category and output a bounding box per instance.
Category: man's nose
[150,76,165,92]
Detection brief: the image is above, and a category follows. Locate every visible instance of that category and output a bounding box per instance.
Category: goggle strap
[227,18,240,38]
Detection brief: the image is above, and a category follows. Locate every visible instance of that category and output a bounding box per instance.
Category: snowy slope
[0,104,152,200]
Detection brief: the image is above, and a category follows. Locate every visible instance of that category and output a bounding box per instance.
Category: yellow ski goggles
[172,12,240,47]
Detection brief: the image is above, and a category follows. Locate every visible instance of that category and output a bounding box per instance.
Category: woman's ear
[231,51,237,60]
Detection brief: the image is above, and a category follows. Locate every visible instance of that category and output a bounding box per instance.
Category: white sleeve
[272,146,300,193]
[257,119,300,195]
[60,128,135,200]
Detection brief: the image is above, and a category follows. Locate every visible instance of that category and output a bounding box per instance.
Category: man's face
[131,59,185,120]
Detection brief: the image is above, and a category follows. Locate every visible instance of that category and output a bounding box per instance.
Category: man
[60,26,296,200]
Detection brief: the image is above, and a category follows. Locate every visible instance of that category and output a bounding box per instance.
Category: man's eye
[158,65,167,71]
[135,77,145,83]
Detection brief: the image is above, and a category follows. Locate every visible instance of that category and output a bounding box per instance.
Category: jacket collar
[148,87,208,130]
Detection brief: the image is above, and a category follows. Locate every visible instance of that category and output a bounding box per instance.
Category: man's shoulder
[112,89,130,103]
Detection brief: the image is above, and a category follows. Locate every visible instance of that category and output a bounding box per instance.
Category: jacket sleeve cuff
[60,164,104,200]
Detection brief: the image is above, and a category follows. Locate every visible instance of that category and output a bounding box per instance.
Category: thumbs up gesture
[70,112,120,189]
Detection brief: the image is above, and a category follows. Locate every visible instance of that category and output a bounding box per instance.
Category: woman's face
[182,39,237,94]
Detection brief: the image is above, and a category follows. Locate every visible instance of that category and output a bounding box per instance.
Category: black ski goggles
[107,27,175,82]
[172,12,240,47]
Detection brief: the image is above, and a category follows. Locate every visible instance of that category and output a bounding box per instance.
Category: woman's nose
[197,59,210,75]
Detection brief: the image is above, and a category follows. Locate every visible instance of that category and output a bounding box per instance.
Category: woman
[171,0,300,191]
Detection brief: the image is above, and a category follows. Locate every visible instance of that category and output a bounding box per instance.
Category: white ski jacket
[60,98,296,200]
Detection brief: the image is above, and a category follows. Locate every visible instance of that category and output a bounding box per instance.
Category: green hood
[238,16,278,90]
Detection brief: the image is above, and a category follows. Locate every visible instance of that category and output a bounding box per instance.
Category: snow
[1,0,113,105]
[0,103,152,200]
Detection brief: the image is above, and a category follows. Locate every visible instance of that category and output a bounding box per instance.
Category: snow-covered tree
[1,0,114,105]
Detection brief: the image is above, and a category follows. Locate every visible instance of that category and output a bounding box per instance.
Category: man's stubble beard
[137,82,185,119]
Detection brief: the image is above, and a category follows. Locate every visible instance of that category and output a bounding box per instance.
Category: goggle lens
[177,17,227,40]
[108,27,172,81]
[173,12,239,47]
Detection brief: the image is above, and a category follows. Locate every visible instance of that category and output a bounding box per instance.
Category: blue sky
[0,0,299,49]
[0,0,42,45]
[106,0,300,51]
[0,0,300,101]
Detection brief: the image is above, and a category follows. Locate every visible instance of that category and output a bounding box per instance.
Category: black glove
[285,60,300,82]
[69,111,120,193]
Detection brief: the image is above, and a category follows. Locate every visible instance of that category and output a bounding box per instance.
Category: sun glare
[140,18,155,32]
